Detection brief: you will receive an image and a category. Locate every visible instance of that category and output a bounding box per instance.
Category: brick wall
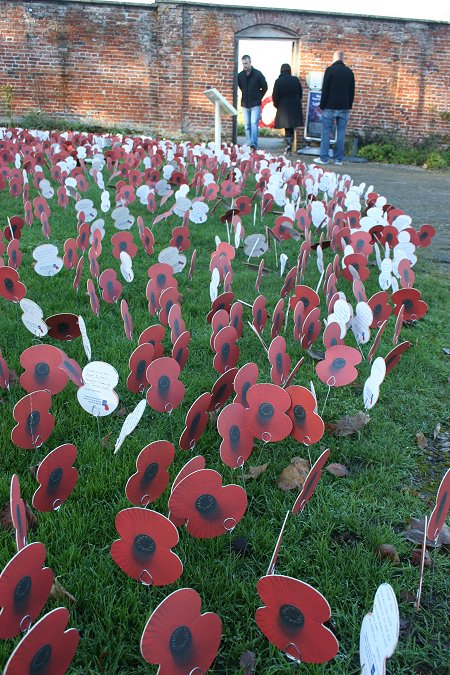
[1,1,449,141]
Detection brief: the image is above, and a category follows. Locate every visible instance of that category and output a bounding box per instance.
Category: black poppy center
[229,424,240,450]
[373,303,382,316]
[293,405,306,423]
[35,362,50,380]
[221,343,230,359]
[259,402,274,420]
[106,281,114,295]
[256,308,262,324]
[279,603,305,629]
[195,493,217,516]
[332,358,346,370]
[27,410,41,433]
[29,644,52,674]
[142,462,159,484]
[403,298,413,310]
[156,273,166,287]
[419,230,428,240]
[301,296,310,308]
[57,321,69,335]
[176,234,183,246]
[119,241,127,250]
[136,359,147,378]
[13,574,32,608]
[169,625,193,659]
[133,533,156,559]
[4,277,14,291]
[158,375,170,392]
[275,353,283,372]
[189,412,201,436]
[241,381,251,407]
[175,348,183,364]
[48,467,63,494]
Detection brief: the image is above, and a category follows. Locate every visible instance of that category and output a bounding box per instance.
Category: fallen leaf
[239,650,256,675]
[307,347,325,361]
[115,406,127,417]
[101,432,113,448]
[399,617,410,636]
[51,578,76,603]
[377,543,400,564]
[29,463,40,478]
[8,369,19,386]
[399,590,417,603]
[411,548,432,568]
[402,516,450,548]
[277,457,309,491]
[330,411,370,436]
[433,423,441,440]
[326,463,351,477]
[244,463,269,481]
[415,432,427,449]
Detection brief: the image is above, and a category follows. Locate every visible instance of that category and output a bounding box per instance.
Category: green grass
[0,135,449,674]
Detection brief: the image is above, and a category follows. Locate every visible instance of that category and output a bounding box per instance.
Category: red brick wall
[1,1,449,142]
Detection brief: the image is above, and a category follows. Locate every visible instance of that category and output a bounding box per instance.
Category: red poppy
[213,325,239,374]
[246,383,292,443]
[292,301,305,343]
[0,266,27,302]
[352,279,367,304]
[146,357,185,413]
[120,299,133,340]
[316,345,362,387]
[139,324,165,359]
[427,468,450,542]
[58,351,83,388]
[172,330,191,371]
[207,292,234,324]
[76,222,90,252]
[7,239,22,269]
[415,223,435,248]
[0,542,54,639]
[10,475,27,551]
[346,210,361,228]
[210,252,232,283]
[111,507,182,586]
[5,215,24,241]
[397,258,415,289]
[256,574,338,664]
[378,225,399,248]
[99,268,122,304]
[342,253,370,282]
[111,231,138,260]
[203,182,220,201]
[126,440,175,507]
[179,392,212,451]
[280,267,297,298]
[32,196,50,221]
[62,238,78,270]
[252,295,268,334]
[147,262,177,289]
[392,288,428,322]
[45,313,81,341]
[140,587,222,673]
[325,273,337,308]
[261,192,274,216]
[268,336,291,386]
[159,286,180,326]
[349,232,372,260]
[0,349,10,389]
[295,208,311,232]
[170,225,191,252]
[19,344,68,395]
[171,456,207,503]
[220,179,240,199]
[86,279,100,317]
[218,402,254,468]
[366,290,391,328]
[128,169,143,187]
[140,226,155,255]
[233,362,258,408]
[3,607,79,675]
[127,344,154,394]
[235,194,251,216]
[32,443,78,512]
[300,307,321,349]
[210,308,230,349]
[91,229,102,257]
[57,186,69,208]
[169,468,247,538]
[322,321,344,349]
[384,340,412,375]
[287,386,324,446]
[271,298,285,339]
[12,390,54,450]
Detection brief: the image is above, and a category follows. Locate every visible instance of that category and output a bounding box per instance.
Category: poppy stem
[321,385,332,417]
[315,269,324,295]
[414,514,428,611]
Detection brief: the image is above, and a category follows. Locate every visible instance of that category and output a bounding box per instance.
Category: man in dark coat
[315,50,355,166]
[272,63,303,154]
[238,55,268,151]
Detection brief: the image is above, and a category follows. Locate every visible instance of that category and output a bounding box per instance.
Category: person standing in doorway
[238,55,268,151]
[272,63,303,154]
[315,50,355,165]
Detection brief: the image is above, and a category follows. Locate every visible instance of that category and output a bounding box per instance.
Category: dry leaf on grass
[244,463,269,481]
[326,463,351,477]
[115,406,128,418]
[239,650,256,675]
[399,590,417,603]
[101,432,113,448]
[277,457,309,491]
[8,369,19,386]
[330,411,370,437]
[402,516,450,548]
[415,432,427,449]
[433,423,441,439]
[51,578,76,603]
[307,347,325,361]
[411,548,432,568]
[377,544,400,564]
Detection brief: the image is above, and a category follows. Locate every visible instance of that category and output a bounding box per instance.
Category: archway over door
[234,24,300,142]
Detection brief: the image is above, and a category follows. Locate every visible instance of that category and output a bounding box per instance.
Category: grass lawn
[0,131,448,674]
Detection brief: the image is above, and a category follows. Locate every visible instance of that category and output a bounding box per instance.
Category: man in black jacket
[238,55,268,151]
[315,51,355,165]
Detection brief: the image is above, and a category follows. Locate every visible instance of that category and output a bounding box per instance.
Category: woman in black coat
[272,64,304,153]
